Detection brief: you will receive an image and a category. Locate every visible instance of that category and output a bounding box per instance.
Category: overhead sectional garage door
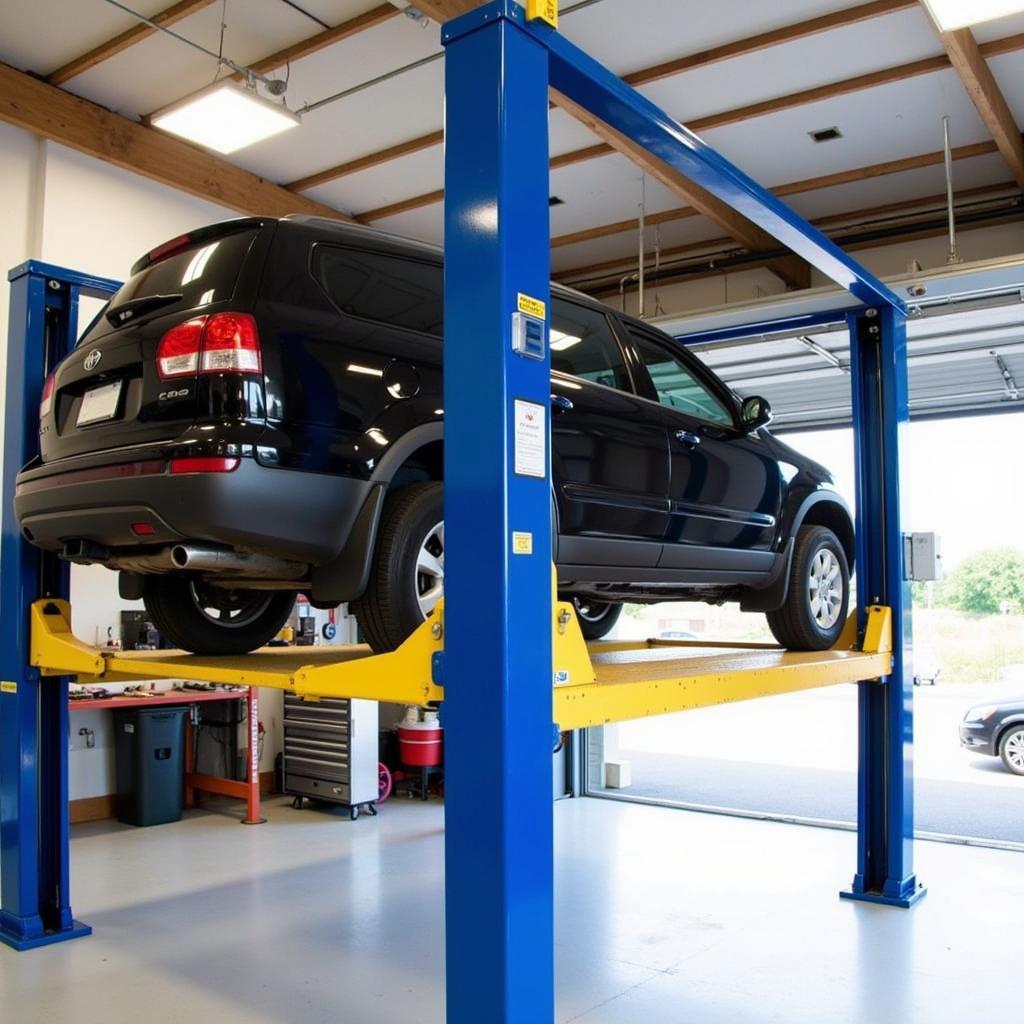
[658,255,1024,431]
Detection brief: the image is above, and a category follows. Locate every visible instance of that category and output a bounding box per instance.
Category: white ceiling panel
[559,0,886,77]
[698,68,994,188]
[324,144,445,214]
[989,51,1024,124]
[0,0,170,74]
[636,6,942,127]
[60,0,320,118]
[371,201,445,245]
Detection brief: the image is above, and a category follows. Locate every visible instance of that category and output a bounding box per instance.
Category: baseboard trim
[70,794,116,824]
[71,774,278,823]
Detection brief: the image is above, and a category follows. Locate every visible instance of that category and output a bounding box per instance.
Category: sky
[785,410,1024,572]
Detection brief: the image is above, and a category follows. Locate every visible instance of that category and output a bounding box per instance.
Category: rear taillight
[200,313,261,374]
[156,312,261,380]
[39,373,55,419]
[157,318,205,378]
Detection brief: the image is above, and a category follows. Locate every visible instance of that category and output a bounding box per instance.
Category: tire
[766,525,849,651]
[569,596,623,640]
[353,482,444,653]
[142,575,296,655]
[999,726,1024,776]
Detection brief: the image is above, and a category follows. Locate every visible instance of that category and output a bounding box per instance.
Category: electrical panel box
[511,311,545,360]
[904,532,943,582]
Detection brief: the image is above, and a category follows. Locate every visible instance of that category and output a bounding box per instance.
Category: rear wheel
[766,525,849,651]
[570,596,623,640]
[999,726,1024,776]
[353,482,444,653]
[142,576,295,655]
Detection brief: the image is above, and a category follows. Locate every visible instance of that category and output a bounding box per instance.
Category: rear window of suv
[81,228,258,344]
[313,246,444,337]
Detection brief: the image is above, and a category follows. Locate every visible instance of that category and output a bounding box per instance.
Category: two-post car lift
[1,2,922,1020]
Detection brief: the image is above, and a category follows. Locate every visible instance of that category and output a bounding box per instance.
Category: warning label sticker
[517,293,546,320]
[514,399,546,478]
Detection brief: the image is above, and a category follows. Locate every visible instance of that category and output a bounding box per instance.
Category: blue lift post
[0,261,120,950]
[440,3,921,1020]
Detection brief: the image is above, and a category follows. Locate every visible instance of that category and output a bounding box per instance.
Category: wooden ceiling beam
[352,33,1024,223]
[47,0,218,85]
[564,181,1016,290]
[933,25,1024,189]
[289,0,919,194]
[0,61,353,222]
[551,140,1001,249]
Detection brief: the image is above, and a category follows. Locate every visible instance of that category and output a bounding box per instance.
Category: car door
[549,297,669,568]
[618,322,783,567]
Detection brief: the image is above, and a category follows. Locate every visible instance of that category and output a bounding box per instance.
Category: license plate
[77,380,123,426]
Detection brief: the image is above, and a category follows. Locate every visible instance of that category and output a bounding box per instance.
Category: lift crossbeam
[31,599,892,732]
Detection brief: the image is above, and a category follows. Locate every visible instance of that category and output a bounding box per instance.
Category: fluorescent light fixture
[550,330,582,351]
[921,0,1024,29]
[152,81,300,155]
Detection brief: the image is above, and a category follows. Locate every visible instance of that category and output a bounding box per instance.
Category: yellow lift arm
[30,597,891,731]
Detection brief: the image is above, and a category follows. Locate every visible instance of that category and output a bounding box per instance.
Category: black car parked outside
[960,700,1024,775]
[14,216,854,656]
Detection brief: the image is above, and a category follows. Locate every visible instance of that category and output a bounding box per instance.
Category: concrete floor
[1,796,1020,1023]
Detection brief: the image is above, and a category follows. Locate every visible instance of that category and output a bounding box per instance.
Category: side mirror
[741,395,772,431]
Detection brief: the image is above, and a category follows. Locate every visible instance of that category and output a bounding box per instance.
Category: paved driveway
[611,681,1024,843]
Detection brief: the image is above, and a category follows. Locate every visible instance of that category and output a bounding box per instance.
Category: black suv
[15,216,854,655]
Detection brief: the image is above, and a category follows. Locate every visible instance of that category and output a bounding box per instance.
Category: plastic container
[113,706,187,826]
[397,707,443,767]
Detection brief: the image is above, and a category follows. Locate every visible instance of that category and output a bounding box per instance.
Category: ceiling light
[152,81,300,155]
[921,0,1024,30]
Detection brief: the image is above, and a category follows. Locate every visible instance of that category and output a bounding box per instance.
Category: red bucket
[397,725,443,767]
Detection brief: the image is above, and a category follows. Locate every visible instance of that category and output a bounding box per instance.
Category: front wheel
[766,525,849,651]
[1000,726,1024,776]
[142,576,296,655]
[569,597,623,640]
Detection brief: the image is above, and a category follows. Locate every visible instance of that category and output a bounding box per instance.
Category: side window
[629,329,734,427]
[550,298,631,392]
[313,246,443,337]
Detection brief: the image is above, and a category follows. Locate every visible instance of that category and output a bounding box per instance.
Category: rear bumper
[15,455,370,566]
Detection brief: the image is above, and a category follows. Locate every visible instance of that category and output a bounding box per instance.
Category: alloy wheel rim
[1006,732,1024,771]
[190,582,275,629]
[808,548,843,630]
[416,521,445,616]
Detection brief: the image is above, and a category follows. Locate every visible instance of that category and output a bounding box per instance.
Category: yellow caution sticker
[517,292,546,320]
[526,0,558,28]
[1,681,17,694]
[512,531,534,555]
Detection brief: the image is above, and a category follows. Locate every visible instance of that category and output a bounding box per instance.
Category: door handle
[674,429,701,447]
[550,394,574,412]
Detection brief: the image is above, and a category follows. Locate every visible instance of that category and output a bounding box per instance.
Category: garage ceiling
[1,0,1022,288]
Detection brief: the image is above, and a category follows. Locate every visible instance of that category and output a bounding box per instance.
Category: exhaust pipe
[104,544,307,580]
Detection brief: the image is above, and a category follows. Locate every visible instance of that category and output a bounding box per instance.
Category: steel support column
[0,261,118,950]
[440,4,555,1022]
[842,306,925,908]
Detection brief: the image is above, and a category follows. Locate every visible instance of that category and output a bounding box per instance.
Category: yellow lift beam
[30,598,892,731]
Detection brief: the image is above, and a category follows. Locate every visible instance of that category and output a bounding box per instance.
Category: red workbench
[70,686,264,824]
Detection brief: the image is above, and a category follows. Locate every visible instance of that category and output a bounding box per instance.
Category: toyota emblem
[84,349,102,371]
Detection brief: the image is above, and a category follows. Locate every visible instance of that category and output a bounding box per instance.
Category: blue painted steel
[531,28,904,311]
[840,307,924,908]
[441,4,555,1023]
[676,309,865,347]
[0,261,118,951]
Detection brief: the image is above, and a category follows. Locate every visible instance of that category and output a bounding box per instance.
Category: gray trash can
[113,706,187,826]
